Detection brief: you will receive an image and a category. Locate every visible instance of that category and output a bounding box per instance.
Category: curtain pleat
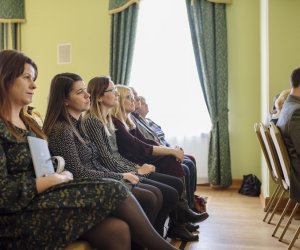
[110,3,139,85]
[0,0,24,50]
[0,23,20,50]
[186,0,232,187]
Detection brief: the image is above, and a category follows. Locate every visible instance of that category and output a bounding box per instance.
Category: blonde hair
[111,85,136,130]
[276,89,290,108]
[273,89,290,118]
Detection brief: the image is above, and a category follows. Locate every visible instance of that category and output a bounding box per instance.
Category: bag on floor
[238,174,261,197]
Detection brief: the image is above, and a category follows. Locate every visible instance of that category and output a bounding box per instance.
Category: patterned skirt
[0,178,129,250]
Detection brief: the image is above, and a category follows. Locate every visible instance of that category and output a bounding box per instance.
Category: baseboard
[231,179,242,189]
[197,177,209,184]
[196,179,242,189]
[261,195,300,216]
[259,191,267,208]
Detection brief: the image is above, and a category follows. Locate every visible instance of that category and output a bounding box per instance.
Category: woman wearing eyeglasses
[43,72,178,250]
[83,76,203,241]
[0,50,131,250]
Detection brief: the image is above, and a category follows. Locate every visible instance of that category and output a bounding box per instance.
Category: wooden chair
[65,241,92,250]
[264,122,294,238]
[269,122,300,249]
[255,122,288,225]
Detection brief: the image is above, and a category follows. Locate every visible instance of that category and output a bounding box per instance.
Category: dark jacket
[277,94,300,202]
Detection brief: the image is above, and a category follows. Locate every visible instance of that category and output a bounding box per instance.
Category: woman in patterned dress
[0,50,177,250]
[43,72,163,230]
[43,72,178,250]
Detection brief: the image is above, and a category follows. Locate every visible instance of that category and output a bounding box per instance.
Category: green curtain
[0,23,21,50]
[109,1,139,85]
[0,0,24,50]
[186,0,232,187]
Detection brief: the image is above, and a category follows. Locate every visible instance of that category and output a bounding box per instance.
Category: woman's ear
[64,99,69,106]
[97,96,102,103]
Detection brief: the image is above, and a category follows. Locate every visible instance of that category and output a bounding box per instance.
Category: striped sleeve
[48,122,123,181]
[84,115,137,173]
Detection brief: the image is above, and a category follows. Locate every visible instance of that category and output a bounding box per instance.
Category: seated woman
[42,72,177,250]
[0,49,176,250]
[112,86,185,176]
[132,92,198,211]
[112,85,208,219]
[83,76,199,241]
[270,89,290,125]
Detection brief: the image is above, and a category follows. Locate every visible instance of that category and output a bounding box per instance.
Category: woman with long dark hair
[43,72,178,250]
[0,50,130,250]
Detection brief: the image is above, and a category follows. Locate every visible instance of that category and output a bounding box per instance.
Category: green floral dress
[0,119,130,250]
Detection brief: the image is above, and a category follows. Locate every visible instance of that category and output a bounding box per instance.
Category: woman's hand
[60,170,73,179]
[36,171,73,193]
[173,147,184,162]
[137,164,156,175]
[122,172,140,185]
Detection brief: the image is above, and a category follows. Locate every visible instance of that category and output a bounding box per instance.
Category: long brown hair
[0,49,45,139]
[86,76,115,134]
[43,73,86,143]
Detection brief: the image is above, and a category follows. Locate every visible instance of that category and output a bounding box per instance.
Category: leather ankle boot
[167,223,199,242]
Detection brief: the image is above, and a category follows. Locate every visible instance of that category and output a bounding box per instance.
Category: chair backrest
[269,122,291,189]
[254,122,278,182]
[255,122,287,190]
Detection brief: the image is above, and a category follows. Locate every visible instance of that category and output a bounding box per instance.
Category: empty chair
[255,122,288,225]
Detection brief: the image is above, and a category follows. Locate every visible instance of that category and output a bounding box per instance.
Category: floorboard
[168,185,300,250]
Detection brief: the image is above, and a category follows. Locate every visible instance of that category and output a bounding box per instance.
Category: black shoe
[167,224,199,242]
[182,208,209,223]
[185,222,199,232]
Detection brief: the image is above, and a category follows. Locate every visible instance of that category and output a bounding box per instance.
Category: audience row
[0,50,208,249]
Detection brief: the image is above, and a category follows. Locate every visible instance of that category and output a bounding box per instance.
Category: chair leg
[265,184,281,212]
[272,198,292,237]
[268,189,286,224]
[263,185,282,222]
[279,203,300,242]
[288,224,300,250]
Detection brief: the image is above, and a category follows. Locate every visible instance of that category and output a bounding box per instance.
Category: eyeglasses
[125,95,135,101]
[104,87,117,93]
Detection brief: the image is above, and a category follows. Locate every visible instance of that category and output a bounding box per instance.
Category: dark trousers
[182,157,197,208]
[141,172,183,235]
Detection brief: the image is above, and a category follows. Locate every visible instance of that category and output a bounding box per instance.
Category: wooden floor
[169,185,300,250]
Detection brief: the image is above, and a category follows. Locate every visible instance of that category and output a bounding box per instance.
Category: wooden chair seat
[64,240,92,250]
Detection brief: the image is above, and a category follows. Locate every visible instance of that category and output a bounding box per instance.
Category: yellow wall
[269,0,300,100]
[227,0,300,187]
[20,0,300,185]
[227,0,261,179]
[22,0,110,115]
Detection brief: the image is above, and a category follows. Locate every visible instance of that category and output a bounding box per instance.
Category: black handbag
[238,174,261,197]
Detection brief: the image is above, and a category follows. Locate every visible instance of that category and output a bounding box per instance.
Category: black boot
[185,222,199,232]
[179,208,209,223]
[167,222,199,242]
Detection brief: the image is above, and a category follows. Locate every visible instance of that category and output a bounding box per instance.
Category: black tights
[81,194,177,250]
[80,216,131,250]
[114,194,178,250]
[131,182,163,224]
[142,173,181,236]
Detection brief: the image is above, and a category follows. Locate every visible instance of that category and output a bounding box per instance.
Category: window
[131,0,211,138]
